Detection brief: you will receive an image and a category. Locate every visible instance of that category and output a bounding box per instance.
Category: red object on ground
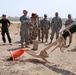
[10,48,29,60]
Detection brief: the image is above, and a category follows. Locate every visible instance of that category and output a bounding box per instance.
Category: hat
[55,12,58,15]
[44,14,47,17]
[31,13,36,16]
[23,10,28,13]
[68,14,71,17]
[2,14,6,17]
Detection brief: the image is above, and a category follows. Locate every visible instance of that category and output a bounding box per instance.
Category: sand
[0,23,76,75]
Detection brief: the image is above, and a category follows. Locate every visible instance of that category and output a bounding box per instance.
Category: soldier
[64,14,74,47]
[30,13,40,43]
[20,10,31,48]
[36,15,41,41]
[49,12,62,44]
[0,14,12,45]
[40,14,50,43]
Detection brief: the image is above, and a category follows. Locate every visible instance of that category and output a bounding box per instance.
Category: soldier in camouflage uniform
[64,14,74,46]
[30,13,40,43]
[20,10,31,48]
[40,14,50,43]
[36,15,41,41]
[49,12,62,44]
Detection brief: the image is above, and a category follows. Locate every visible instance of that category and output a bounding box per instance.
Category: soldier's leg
[31,30,34,41]
[34,33,37,40]
[42,30,44,43]
[25,31,29,47]
[56,29,59,39]
[69,35,72,45]
[38,29,40,41]
[45,30,48,42]
[50,29,55,43]
[29,33,33,44]
[63,36,72,47]
[20,31,25,47]
[33,30,36,40]
[6,30,12,44]
[1,31,6,43]
[34,28,38,40]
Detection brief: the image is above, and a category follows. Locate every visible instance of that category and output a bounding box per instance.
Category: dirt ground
[0,23,76,75]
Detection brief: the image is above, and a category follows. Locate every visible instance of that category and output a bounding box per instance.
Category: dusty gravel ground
[0,23,76,75]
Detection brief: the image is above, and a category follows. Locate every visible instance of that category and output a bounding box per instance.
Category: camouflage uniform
[40,18,50,42]
[64,18,74,45]
[30,17,40,42]
[20,15,31,47]
[50,17,62,42]
[36,17,41,41]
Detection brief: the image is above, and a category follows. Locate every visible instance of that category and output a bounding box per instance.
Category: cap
[55,12,58,15]
[31,13,36,16]
[2,14,6,17]
[44,14,47,17]
[68,14,71,17]
[23,10,28,13]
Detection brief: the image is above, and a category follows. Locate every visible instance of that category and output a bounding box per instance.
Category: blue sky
[0,0,76,18]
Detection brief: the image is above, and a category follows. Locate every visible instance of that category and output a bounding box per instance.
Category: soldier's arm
[72,20,74,23]
[7,19,11,27]
[37,19,40,28]
[59,18,62,29]
[50,18,54,28]
[38,21,40,29]
[64,20,68,27]
[0,20,2,28]
[40,20,43,30]
[0,19,2,23]
[48,21,51,29]
[64,20,71,31]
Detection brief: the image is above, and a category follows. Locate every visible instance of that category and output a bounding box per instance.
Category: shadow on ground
[14,41,21,44]
[67,47,76,52]
[0,44,12,46]
[7,47,21,51]
[43,64,76,75]
[13,58,76,75]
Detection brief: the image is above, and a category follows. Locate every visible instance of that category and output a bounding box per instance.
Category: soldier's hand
[27,20,31,24]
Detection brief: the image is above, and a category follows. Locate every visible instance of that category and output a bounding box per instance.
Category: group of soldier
[0,10,74,48]
[19,10,74,48]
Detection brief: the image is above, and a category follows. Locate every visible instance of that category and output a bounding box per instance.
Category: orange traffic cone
[10,48,29,60]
